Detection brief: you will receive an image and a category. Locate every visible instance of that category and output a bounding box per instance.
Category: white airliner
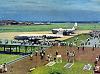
[52,23,78,34]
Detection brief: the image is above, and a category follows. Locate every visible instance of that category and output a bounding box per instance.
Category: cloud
[91,0,100,2]
[0,0,100,12]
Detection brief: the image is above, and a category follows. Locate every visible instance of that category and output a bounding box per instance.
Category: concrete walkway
[83,38,100,48]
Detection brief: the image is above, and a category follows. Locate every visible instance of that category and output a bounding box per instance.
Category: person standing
[82,46,85,51]
[66,50,69,56]
[56,50,58,56]
[41,53,44,60]
[29,54,33,60]
[3,63,7,72]
[96,56,99,62]
[77,46,79,52]
[92,46,95,51]
[35,50,38,56]
[94,43,96,48]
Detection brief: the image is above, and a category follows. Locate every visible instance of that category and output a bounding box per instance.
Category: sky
[0,0,100,21]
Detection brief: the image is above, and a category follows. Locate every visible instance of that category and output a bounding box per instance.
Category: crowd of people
[0,63,7,73]
[0,39,68,47]
[94,55,100,73]
[90,30,100,38]
[66,50,75,63]
[29,47,63,63]
[29,45,76,64]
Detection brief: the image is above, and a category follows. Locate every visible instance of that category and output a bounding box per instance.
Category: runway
[0,30,91,40]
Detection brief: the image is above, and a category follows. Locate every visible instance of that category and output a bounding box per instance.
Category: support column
[19,46,20,53]
[4,45,5,52]
[16,46,17,53]
[10,45,12,53]
[31,46,32,52]
[25,46,27,53]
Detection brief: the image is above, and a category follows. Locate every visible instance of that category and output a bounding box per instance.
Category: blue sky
[0,0,100,21]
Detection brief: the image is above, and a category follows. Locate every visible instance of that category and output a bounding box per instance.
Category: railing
[6,55,29,65]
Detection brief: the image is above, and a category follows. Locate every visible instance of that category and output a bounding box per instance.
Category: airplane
[52,23,78,35]
[14,34,63,41]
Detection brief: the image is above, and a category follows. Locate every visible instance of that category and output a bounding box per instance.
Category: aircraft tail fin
[72,22,78,30]
[74,22,78,27]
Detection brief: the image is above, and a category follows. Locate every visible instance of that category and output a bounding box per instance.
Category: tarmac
[0,30,91,40]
